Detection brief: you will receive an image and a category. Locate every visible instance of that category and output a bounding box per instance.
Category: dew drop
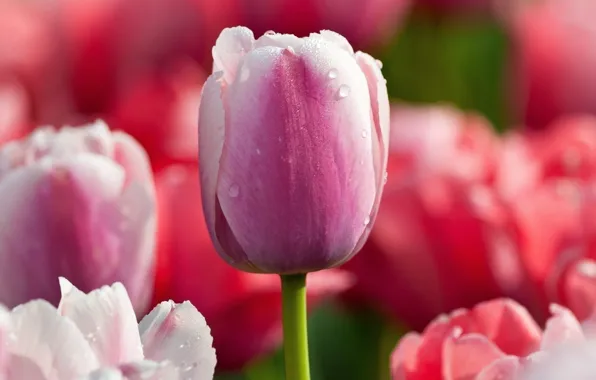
[265,30,275,35]
[375,59,383,68]
[361,129,368,138]
[256,148,261,155]
[337,85,350,99]
[327,69,338,79]
[228,184,239,198]
[363,216,370,226]
[383,171,388,184]
[286,46,295,54]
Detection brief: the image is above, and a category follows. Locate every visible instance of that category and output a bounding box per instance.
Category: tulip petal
[254,33,302,50]
[112,132,153,186]
[390,332,422,379]
[212,27,254,83]
[139,301,216,378]
[216,36,376,272]
[118,360,180,379]
[475,356,521,380]
[541,304,585,350]
[442,333,505,380]
[8,300,99,379]
[351,51,390,254]
[471,299,542,356]
[317,30,354,55]
[57,278,144,366]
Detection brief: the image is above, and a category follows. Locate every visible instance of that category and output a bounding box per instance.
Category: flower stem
[281,273,311,380]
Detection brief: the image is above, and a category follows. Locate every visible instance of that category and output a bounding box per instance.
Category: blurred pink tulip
[199,27,389,274]
[342,105,506,329]
[0,79,31,143]
[0,121,157,314]
[509,0,596,129]
[234,0,411,49]
[0,277,216,379]
[153,164,354,370]
[106,61,204,168]
[391,299,590,380]
[416,0,493,15]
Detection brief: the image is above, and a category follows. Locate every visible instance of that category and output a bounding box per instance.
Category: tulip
[0,120,157,314]
[0,79,31,143]
[0,277,216,379]
[415,0,493,15]
[390,299,596,380]
[199,27,389,275]
[153,164,354,370]
[508,0,596,129]
[342,104,506,330]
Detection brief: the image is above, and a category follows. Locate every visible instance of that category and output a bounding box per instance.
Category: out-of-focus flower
[509,0,596,129]
[153,164,354,371]
[0,277,216,379]
[390,299,596,380]
[0,120,156,314]
[106,61,204,168]
[199,27,389,274]
[342,104,506,330]
[234,0,411,49]
[416,0,493,15]
[56,0,234,115]
[0,79,31,143]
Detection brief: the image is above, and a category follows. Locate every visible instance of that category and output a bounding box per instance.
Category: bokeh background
[2,0,596,379]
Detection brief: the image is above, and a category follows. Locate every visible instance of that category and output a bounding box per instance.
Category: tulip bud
[198,27,390,274]
[0,120,157,314]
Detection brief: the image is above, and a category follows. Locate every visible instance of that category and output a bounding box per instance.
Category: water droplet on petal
[363,216,370,226]
[376,59,383,68]
[265,30,275,35]
[327,69,338,79]
[256,148,261,155]
[337,85,350,99]
[383,171,388,184]
[228,184,239,198]
[286,46,295,54]
[361,129,368,138]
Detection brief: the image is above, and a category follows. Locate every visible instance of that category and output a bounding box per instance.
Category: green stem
[281,274,311,380]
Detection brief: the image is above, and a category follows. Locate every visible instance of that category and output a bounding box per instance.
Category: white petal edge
[8,300,100,379]
[139,301,216,379]
[212,27,255,83]
[58,278,144,366]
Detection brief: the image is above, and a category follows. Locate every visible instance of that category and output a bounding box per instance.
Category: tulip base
[281,273,311,380]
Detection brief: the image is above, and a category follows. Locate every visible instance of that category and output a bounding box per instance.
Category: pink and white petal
[442,333,506,380]
[316,30,354,55]
[197,71,228,259]
[111,131,154,186]
[5,355,47,380]
[254,33,302,50]
[212,27,255,83]
[57,278,143,366]
[541,304,585,350]
[78,368,124,380]
[119,361,180,380]
[139,301,215,379]
[8,300,99,379]
[390,332,422,379]
[475,356,521,380]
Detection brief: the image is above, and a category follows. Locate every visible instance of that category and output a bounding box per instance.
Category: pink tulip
[509,0,596,129]
[416,0,493,15]
[198,27,389,274]
[0,277,216,379]
[390,300,596,380]
[153,164,354,370]
[0,120,156,314]
[342,105,506,329]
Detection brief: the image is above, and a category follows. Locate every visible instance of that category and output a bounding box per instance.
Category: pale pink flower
[0,277,216,380]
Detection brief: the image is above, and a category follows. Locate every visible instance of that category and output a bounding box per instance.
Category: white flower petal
[212,27,255,83]
[58,278,143,366]
[8,300,99,380]
[139,301,216,379]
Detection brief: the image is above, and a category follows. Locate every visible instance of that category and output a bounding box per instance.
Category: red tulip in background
[390,299,596,380]
[343,104,505,330]
[153,164,354,371]
[509,0,596,129]
[415,0,493,15]
[233,0,411,49]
